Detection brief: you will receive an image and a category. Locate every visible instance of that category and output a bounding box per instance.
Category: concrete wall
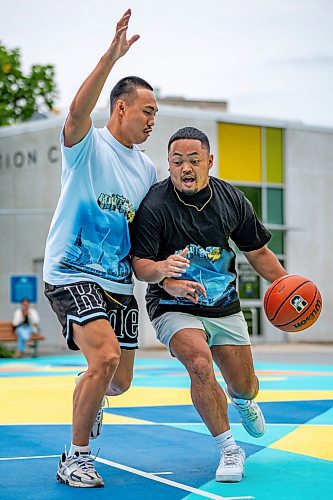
[0,120,63,347]
[0,109,218,349]
[285,128,333,342]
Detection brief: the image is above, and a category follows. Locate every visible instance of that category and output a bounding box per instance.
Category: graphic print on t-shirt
[59,198,133,284]
[160,244,237,307]
[97,192,135,223]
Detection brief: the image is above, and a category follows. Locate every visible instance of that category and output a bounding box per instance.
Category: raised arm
[243,245,287,283]
[64,9,139,147]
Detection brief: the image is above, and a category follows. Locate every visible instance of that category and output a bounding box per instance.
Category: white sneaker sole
[57,472,104,488]
[227,390,266,438]
[216,472,244,482]
[243,420,266,438]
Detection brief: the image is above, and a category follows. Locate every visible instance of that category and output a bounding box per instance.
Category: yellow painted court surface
[270,425,333,461]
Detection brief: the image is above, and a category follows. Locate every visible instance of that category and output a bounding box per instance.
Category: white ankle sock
[69,443,90,456]
[214,430,236,452]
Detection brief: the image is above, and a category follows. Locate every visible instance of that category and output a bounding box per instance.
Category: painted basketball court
[1,351,332,499]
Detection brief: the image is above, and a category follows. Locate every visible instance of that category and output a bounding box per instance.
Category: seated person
[12,299,40,357]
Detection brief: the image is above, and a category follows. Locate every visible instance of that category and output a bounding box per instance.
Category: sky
[2,0,333,127]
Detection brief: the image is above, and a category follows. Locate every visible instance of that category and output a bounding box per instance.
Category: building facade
[0,106,331,348]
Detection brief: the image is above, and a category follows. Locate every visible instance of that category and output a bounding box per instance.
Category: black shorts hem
[44,281,139,351]
[66,313,109,350]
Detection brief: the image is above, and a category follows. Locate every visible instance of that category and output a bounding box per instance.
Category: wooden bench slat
[0,320,44,356]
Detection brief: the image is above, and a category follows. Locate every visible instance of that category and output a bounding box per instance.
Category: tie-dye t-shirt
[130,177,271,320]
[43,123,156,295]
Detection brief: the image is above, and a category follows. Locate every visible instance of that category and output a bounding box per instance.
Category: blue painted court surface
[0,354,332,499]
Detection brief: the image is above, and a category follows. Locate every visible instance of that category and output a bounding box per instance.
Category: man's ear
[209,154,214,169]
[116,99,126,116]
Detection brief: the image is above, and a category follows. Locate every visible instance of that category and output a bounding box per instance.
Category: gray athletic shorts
[152,311,251,351]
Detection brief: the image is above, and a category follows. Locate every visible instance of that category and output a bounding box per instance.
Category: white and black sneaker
[90,397,108,440]
[216,445,245,482]
[56,450,104,488]
[75,371,108,440]
[227,389,266,438]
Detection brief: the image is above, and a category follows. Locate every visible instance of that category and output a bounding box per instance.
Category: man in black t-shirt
[131,127,287,483]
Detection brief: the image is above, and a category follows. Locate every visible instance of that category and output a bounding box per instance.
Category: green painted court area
[0,353,332,499]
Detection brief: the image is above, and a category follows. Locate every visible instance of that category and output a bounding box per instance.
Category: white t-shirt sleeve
[60,122,96,170]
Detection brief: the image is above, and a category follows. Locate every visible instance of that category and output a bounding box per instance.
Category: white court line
[96,456,254,500]
[150,471,174,475]
[0,455,58,461]
[0,454,254,499]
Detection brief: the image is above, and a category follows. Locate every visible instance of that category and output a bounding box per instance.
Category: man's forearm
[244,246,287,283]
[132,258,165,283]
[132,251,190,283]
[64,9,139,147]
[69,52,117,123]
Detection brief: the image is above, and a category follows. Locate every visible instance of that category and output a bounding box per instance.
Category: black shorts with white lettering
[44,281,139,351]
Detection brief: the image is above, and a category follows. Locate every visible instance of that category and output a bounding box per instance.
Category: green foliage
[0,342,14,358]
[0,42,57,126]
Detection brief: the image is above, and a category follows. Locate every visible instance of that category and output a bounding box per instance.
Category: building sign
[10,275,38,303]
[238,262,260,299]
[0,145,59,170]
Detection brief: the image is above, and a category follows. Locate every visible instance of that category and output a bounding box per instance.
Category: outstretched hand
[162,278,207,305]
[157,248,190,278]
[109,9,140,61]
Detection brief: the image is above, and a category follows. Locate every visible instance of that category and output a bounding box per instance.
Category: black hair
[168,127,210,153]
[110,76,153,113]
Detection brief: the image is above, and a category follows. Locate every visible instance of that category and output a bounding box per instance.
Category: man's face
[121,88,158,145]
[168,139,213,194]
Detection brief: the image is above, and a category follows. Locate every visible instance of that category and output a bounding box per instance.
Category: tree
[0,42,57,126]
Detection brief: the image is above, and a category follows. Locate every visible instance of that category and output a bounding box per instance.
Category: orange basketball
[264,274,322,332]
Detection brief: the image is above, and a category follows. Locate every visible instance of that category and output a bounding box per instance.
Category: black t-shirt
[130,176,271,321]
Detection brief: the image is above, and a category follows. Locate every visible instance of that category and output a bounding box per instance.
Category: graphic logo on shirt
[60,226,132,284]
[160,244,237,308]
[57,200,133,285]
[97,193,135,222]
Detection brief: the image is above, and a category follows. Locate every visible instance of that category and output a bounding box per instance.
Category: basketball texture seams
[263,274,297,313]
[267,281,311,322]
[264,275,322,333]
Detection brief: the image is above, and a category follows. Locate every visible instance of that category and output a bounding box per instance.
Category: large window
[243,308,262,336]
[218,122,286,338]
[267,188,283,225]
[234,186,262,219]
[238,262,260,299]
[268,229,284,255]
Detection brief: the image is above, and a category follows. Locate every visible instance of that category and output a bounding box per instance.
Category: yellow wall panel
[218,123,262,182]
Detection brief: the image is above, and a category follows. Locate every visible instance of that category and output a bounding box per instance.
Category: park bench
[0,321,45,357]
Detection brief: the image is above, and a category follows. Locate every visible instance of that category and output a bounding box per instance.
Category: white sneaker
[57,450,104,488]
[75,372,108,440]
[216,445,245,482]
[90,396,108,440]
[227,391,266,438]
